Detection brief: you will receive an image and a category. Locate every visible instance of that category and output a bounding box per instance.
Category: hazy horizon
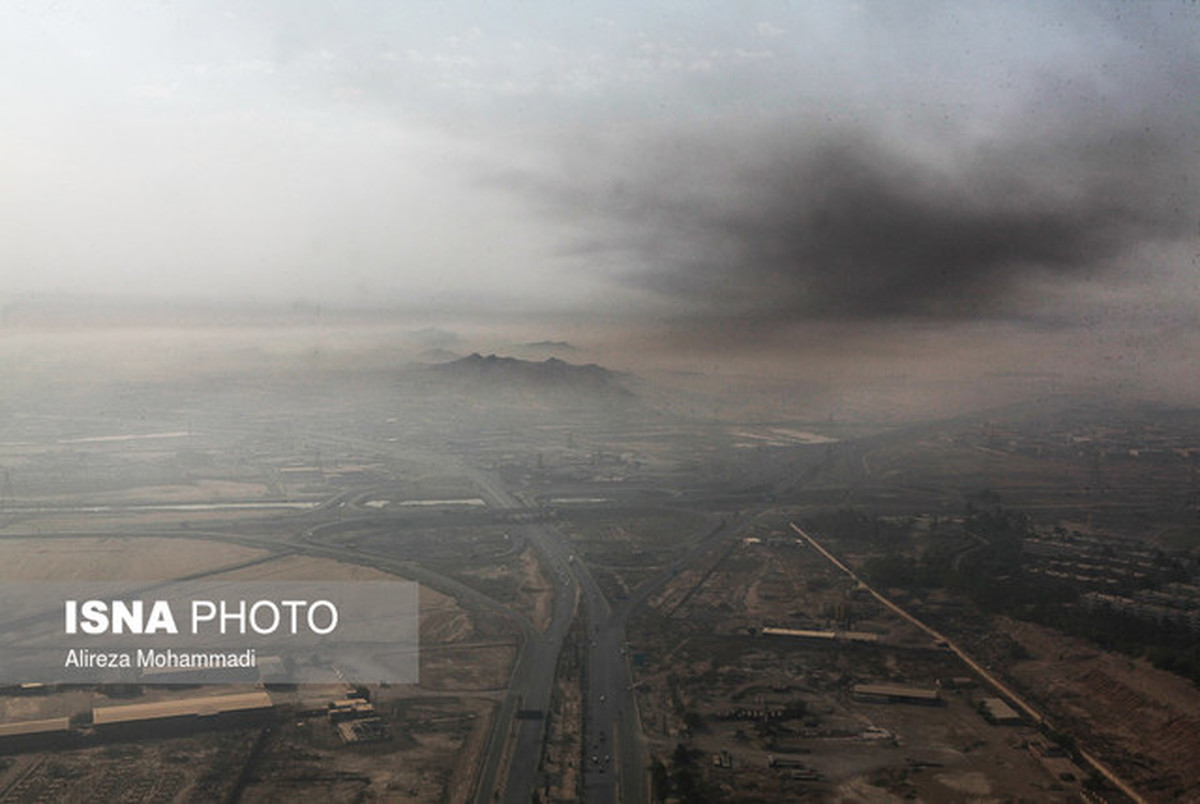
[3,2,1199,409]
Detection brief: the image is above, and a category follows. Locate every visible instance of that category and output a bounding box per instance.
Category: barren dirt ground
[1000,616,1200,800]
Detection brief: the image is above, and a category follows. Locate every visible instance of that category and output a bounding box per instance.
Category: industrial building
[761,626,880,644]
[328,698,376,723]
[762,627,835,642]
[0,683,50,696]
[92,691,274,738]
[851,684,942,705]
[979,697,1023,725]
[0,717,74,753]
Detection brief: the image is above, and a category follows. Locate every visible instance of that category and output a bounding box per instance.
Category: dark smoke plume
[534,118,1196,326]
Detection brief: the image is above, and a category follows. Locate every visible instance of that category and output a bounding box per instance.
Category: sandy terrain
[0,537,268,581]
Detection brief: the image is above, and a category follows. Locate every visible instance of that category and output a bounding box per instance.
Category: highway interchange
[0,418,774,802]
[3,474,740,802]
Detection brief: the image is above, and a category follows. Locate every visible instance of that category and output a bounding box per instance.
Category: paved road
[580,512,733,802]
[581,594,639,803]
[466,471,582,804]
[468,470,666,804]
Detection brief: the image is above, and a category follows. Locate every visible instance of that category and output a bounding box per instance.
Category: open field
[0,537,269,581]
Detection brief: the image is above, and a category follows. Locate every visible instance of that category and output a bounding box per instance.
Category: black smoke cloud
[528,115,1197,329]
[492,0,1200,336]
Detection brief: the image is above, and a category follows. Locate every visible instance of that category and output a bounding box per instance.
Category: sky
[1,1,1199,397]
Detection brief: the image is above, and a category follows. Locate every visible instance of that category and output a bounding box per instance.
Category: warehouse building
[92,691,274,739]
[979,697,1023,725]
[0,717,74,753]
[762,626,880,644]
[852,683,942,706]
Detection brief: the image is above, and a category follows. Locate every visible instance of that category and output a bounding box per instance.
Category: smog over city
[1,2,1199,802]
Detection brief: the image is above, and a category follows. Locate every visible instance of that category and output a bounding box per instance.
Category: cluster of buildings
[319,695,388,744]
[1080,585,1200,633]
[849,684,1025,727]
[1023,534,1177,590]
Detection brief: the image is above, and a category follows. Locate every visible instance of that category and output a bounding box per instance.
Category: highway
[462,461,744,804]
[579,513,731,802]
[467,471,720,804]
[467,470,586,804]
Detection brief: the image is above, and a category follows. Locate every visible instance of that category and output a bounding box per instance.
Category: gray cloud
[487,2,1200,335]
[520,110,1197,330]
[2,0,1197,341]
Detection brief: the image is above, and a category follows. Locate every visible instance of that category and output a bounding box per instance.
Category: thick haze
[2,2,1199,400]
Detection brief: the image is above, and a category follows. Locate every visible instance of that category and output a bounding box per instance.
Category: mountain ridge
[427,353,632,398]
